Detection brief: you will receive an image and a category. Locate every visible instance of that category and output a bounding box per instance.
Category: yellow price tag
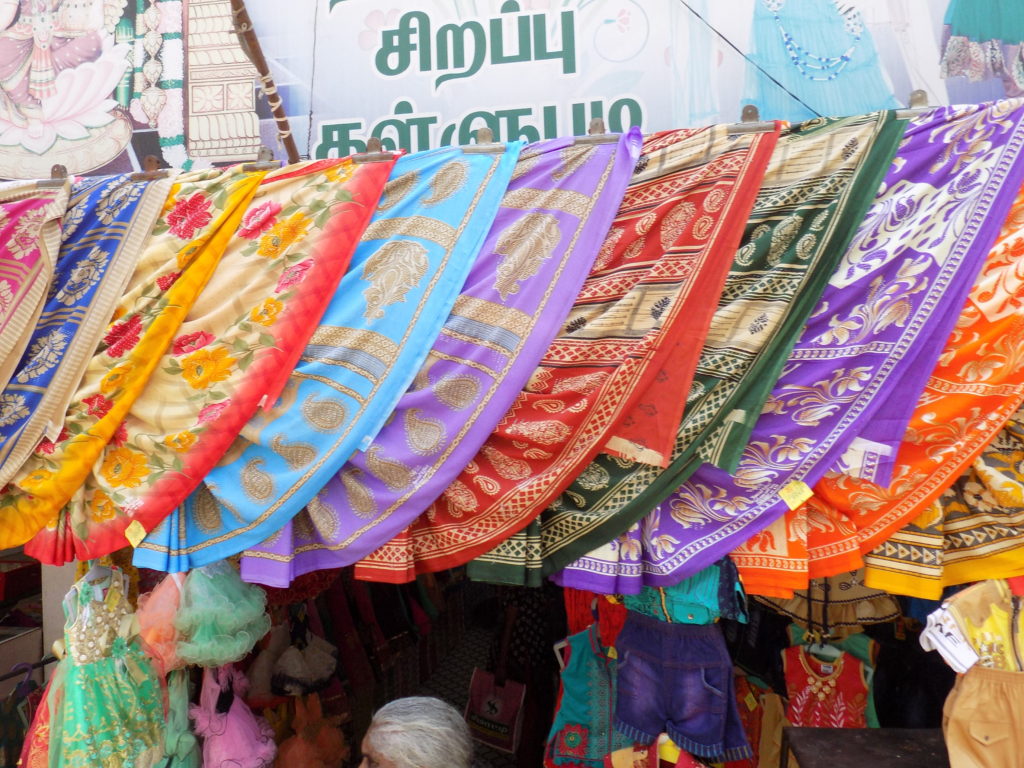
[745,691,758,711]
[607,646,618,659]
[778,480,813,511]
[124,520,146,548]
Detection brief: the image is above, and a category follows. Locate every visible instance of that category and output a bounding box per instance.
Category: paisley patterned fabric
[0,175,170,488]
[862,406,1024,597]
[0,168,264,551]
[482,112,903,588]
[0,181,69,393]
[134,145,520,571]
[568,103,1024,595]
[28,158,394,565]
[357,125,783,584]
[240,133,639,587]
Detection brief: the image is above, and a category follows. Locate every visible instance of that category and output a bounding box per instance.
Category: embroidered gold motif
[505,419,571,445]
[494,212,562,300]
[270,434,316,470]
[192,484,223,534]
[363,216,457,250]
[362,239,430,320]
[341,468,376,518]
[553,145,594,181]
[412,352,443,391]
[404,408,446,455]
[450,295,533,337]
[301,394,348,432]
[241,458,275,501]
[307,492,340,539]
[472,474,502,495]
[376,171,420,211]
[704,187,727,213]
[523,447,553,460]
[501,187,591,217]
[526,369,553,392]
[435,375,481,410]
[366,445,414,489]
[593,227,624,271]
[481,445,531,480]
[423,160,469,206]
[551,372,608,395]
[511,151,542,181]
[444,479,478,516]
[576,463,611,491]
[294,510,316,541]
[692,215,714,241]
[660,201,697,250]
[635,211,658,237]
[308,326,400,366]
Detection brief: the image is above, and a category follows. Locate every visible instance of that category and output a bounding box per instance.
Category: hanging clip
[242,145,280,172]
[895,89,931,119]
[463,126,505,154]
[35,164,68,189]
[574,117,617,145]
[727,104,776,135]
[130,155,170,181]
[352,137,397,164]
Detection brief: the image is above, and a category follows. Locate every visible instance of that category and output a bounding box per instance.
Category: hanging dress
[782,646,869,728]
[0,167,264,551]
[0,173,172,488]
[483,111,903,589]
[358,123,781,585]
[239,132,639,587]
[565,101,1024,595]
[31,156,394,565]
[134,144,520,572]
[46,566,166,767]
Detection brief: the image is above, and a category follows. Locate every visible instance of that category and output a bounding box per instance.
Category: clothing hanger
[241,145,281,172]
[463,126,506,154]
[895,89,931,119]
[804,579,842,661]
[727,104,777,135]
[352,137,399,164]
[35,164,68,189]
[574,117,618,145]
[130,154,170,181]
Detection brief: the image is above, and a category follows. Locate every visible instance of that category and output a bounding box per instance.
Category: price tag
[744,692,758,711]
[124,520,146,548]
[778,480,813,511]
[607,646,618,659]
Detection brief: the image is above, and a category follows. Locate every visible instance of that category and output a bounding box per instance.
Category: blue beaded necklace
[762,0,865,82]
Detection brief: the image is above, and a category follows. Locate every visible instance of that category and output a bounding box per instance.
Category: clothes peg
[130,155,170,181]
[35,163,68,189]
[241,145,280,172]
[727,104,776,135]
[895,89,931,119]
[464,126,505,154]
[352,137,398,164]
[575,116,617,145]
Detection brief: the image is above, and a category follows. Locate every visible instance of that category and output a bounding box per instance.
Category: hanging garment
[544,625,633,767]
[939,579,1024,671]
[621,558,746,624]
[745,0,900,122]
[134,145,520,571]
[943,665,1024,768]
[570,100,1024,595]
[0,174,169,487]
[39,157,393,565]
[45,566,165,767]
[532,110,903,593]
[274,693,347,768]
[0,180,68,394]
[190,665,276,768]
[17,679,49,768]
[162,669,201,768]
[940,0,1024,96]
[136,571,187,675]
[782,646,869,728]
[366,122,780,586]
[0,167,264,551]
[769,178,1024,596]
[239,132,639,587]
[755,571,899,633]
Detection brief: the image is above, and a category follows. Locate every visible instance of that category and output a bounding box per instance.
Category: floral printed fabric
[0,181,69,393]
[0,175,172,488]
[133,144,520,572]
[359,125,780,585]
[26,158,394,565]
[0,167,264,552]
[240,133,639,587]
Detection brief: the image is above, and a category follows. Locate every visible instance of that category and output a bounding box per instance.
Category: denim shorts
[614,611,752,762]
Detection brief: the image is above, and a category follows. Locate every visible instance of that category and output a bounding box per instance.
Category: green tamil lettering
[458,110,501,145]
[532,10,576,74]
[314,121,366,159]
[608,98,643,132]
[542,105,558,139]
[490,2,531,65]
[370,101,438,153]
[495,107,540,143]
[375,11,431,77]
[435,21,486,87]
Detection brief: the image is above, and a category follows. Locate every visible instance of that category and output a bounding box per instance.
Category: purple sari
[241,132,641,586]
[556,101,1024,593]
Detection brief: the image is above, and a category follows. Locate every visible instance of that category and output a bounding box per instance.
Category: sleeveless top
[782,646,869,728]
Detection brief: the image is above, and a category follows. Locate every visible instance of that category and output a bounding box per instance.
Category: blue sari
[135,144,521,571]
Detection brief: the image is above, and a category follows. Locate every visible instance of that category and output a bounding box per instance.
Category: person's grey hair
[367,696,473,768]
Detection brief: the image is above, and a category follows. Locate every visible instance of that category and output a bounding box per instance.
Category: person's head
[359,696,473,768]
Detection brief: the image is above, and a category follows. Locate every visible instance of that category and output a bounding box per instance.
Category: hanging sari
[713,101,1024,598]
[0,167,264,551]
[861,407,1024,598]
[0,181,68,392]
[133,144,521,572]
[478,112,904,588]
[26,157,394,565]
[356,125,782,584]
[0,175,170,488]
[239,133,640,587]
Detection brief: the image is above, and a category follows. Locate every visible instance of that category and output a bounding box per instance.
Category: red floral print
[197,400,231,424]
[276,258,313,291]
[166,193,213,240]
[82,394,113,418]
[156,271,181,291]
[172,330,215,356]
[103,315,143,357]
[110,421,129,447]
[238,200,282,239]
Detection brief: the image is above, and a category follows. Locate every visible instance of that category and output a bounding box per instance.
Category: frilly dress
[190,665,276,768]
